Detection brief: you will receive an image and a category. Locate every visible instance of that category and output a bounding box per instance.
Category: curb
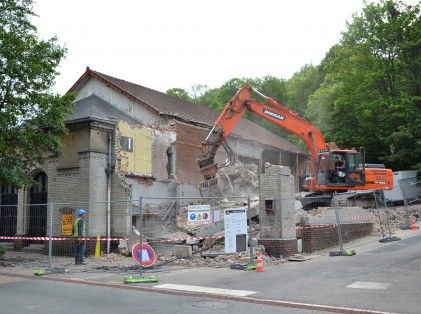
[0,271,393,314]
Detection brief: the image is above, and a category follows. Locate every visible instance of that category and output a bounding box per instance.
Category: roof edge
[67,67,160,116]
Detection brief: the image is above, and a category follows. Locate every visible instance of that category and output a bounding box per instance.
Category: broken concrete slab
[174,245,192,259]
[193,221,224,238]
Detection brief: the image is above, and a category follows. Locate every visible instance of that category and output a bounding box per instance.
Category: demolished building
[0,67,308,241]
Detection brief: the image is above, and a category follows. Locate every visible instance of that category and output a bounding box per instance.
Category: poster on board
[224,207,247,253]
[62,214,73,236]
[187,204,211,225]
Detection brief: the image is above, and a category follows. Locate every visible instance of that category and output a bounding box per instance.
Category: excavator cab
[316,150,365,187]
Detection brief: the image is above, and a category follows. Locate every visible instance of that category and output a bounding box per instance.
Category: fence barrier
[400,177,421,228]
[0,188,418,273]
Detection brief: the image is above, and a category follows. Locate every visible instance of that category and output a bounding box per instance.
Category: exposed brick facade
[302,223,373,253]
[173,121,225,185]
[258,239,298,257]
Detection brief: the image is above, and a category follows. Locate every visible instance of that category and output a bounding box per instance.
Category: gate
[0,185,18,236]
[28,172,48,237]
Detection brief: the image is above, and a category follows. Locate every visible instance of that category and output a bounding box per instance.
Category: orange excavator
[197,85,393,201]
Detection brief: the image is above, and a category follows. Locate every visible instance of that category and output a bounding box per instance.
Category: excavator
[197,85,393,207]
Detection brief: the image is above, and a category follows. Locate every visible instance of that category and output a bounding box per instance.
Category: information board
[224,207,247,253]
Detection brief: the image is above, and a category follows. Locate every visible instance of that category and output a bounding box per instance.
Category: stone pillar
[258,163,298,257]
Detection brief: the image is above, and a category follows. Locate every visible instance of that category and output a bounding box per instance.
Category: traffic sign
[131,242,156,267]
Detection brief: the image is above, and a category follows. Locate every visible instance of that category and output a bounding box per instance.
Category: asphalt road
[155,232,421,313]
[0,278,316,314]
[2,230,421,313]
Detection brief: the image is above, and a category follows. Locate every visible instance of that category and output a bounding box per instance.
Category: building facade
[0,67,308,240]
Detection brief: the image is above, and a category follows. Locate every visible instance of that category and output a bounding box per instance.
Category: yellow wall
[118,122,152,175]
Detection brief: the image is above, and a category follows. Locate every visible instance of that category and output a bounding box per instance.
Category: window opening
[120,136,133,152]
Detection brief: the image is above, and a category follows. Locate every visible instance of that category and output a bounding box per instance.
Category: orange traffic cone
[256,252,264,272]
[410,216,417,231]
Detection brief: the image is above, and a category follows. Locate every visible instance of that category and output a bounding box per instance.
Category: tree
[323,0,420,170]
[166,88,193,102]
[286,64,324,115]
[0,0,74,187]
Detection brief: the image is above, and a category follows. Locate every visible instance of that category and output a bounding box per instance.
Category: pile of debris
[368,203,420,236]
[219,162,259,196]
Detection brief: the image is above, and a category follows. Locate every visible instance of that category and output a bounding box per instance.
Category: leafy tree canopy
[323,0,421,169]
[166,88,193,102]
[0,0,74,187]
[167,0,420,171]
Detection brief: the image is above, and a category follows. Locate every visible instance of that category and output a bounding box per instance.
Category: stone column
[258,163,298,257]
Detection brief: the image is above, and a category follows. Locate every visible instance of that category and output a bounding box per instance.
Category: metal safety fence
[0,195,253,275]
[1,189,418,273]
[400,177,421,228]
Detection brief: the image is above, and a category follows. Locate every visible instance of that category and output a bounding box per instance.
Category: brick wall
[173,122,210,185]
[258,239,298,257]
[302,223,373,253]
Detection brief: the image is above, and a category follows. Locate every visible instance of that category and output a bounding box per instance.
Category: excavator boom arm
[198,85,328,177]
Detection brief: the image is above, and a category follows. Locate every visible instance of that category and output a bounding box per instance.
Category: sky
[31,0,414,95]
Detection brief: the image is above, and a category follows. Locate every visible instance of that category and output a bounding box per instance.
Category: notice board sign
[188,204,210,225]
[62,214,73,236]
[224,207,247,253]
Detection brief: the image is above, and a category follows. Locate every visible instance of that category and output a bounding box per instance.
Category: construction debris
[219,162,259,197]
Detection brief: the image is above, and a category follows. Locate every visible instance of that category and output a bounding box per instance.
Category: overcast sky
[32,0,415,95]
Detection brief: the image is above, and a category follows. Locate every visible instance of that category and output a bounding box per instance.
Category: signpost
[131,242,156,267]
[224,207,247,253]
[187,204,211,225]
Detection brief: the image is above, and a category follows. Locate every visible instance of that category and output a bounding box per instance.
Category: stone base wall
[302,223,373,253]
[258,238,298,257]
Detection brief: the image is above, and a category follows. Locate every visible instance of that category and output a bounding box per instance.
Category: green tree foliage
[286,64,324,115]
[0,0,74,187]
[166,88,193,102]
[305,74,338,135]
[323,0,421,169]
[167,0,420,171]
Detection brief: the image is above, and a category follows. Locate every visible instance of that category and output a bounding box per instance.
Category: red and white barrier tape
[158,235,224,243]
[0,236,128,241]
[0,213,376,244]
[260,224,337,232]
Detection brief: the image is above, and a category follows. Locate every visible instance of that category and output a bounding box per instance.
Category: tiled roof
[69,68,305,154]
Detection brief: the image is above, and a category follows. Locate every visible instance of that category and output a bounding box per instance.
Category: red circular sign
[131,242,156,267]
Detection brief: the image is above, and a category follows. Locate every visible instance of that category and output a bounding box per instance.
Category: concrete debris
[367,203,420,236]
[219,162,259,197]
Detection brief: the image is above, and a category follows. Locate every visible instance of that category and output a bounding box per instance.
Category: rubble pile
[219,162,259,196]
[368,203,420,236]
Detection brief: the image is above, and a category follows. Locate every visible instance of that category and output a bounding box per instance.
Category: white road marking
[154,284,256,296]
[346,281,391,290]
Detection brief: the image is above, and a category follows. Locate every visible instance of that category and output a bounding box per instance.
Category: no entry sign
[131,242,157,267]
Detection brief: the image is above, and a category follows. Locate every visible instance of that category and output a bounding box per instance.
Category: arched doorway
[0,184,18,236]
[28,172,48,237]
